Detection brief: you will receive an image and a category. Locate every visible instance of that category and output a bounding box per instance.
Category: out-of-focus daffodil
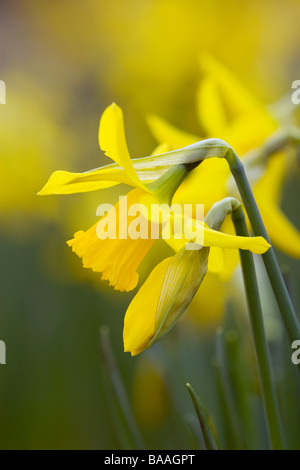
[124,197,270,356]
[254,152,300,258]
[40,104,268,293]
[0,84,74,235]
[132,357,169,429]
[147,54,300,261]
[26,0,300,121]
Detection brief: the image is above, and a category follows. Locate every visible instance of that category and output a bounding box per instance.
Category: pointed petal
[38,167,134,195]
[254,152,300,258]
[169,216,270,254]
[99,103,149,191]
[39,138,230,195]
[259,199,300,258]
[203,223,270,254]
[199,53,261,116]
[255,152,287,205]
[196,76,228,137]
[147,113,200,149]
[198,53,277,154]
[149,204,270,257]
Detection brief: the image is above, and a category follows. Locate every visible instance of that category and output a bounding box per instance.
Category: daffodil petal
[147,114,200,149]
[39,138,230,195]
[38,167,134,195]
[255,152,288,205]
[158,209,270,255]
[196,76,228,137]
[99,103,149,191]
[198,53,277,154]
[139,200,270,258]
[253,152,300,258]
[203,224,270,254]
[258,200,300,258]
[199,52,261,116]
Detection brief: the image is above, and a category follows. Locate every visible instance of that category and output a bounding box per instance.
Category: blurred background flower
[0,0,299,449]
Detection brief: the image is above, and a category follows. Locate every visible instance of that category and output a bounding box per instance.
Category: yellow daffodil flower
[147,54,300,261]
[39,104,269,298]
[40,103,271,354]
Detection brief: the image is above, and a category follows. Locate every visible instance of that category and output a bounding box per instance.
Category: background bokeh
[0,0,299,449]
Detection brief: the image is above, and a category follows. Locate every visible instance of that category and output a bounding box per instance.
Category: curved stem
[226,149,300,351]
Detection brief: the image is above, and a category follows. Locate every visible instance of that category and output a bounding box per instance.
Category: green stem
[186,383,218,450]
[231,206,285,450]
[227,149,300,351]
[215,328,245,449]
[99,326,145,450]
